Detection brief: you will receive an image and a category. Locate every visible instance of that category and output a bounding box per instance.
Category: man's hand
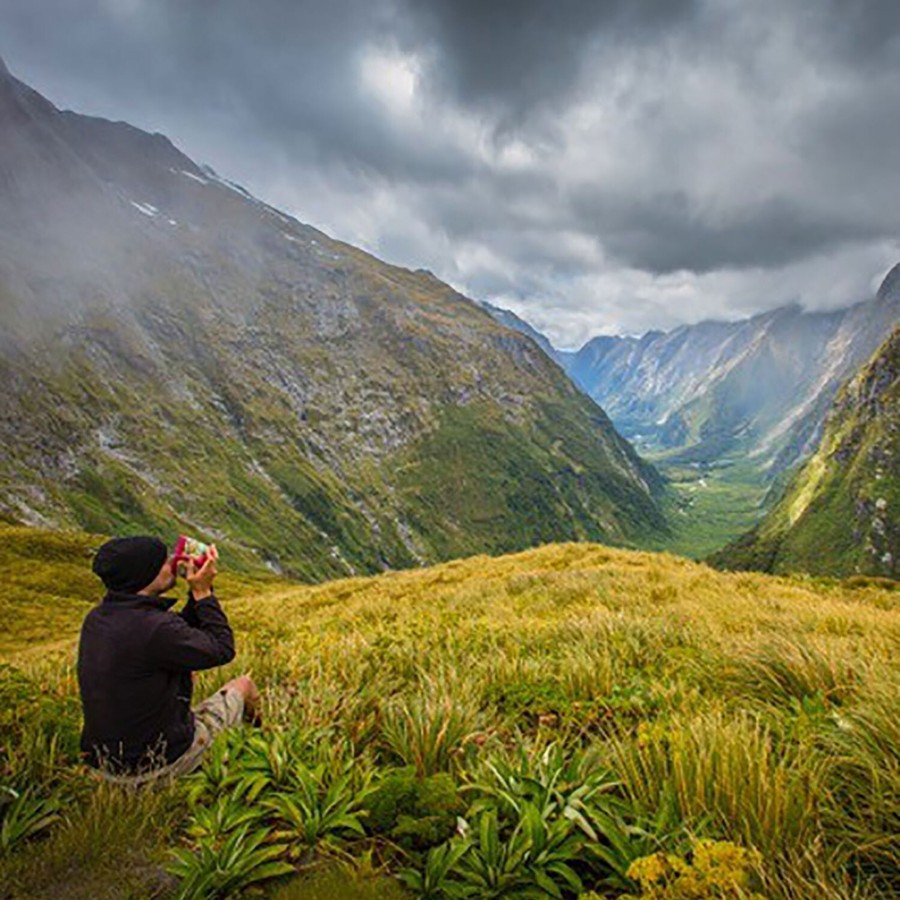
[186,544,218,600]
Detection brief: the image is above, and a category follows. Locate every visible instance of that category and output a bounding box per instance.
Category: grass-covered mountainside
[0,58,665,580]
[713,326,900,579]
[2,525,899,898]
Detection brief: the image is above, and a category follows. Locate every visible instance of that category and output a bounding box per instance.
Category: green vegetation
[0,330,666,581]
[646,458,771,560]
[392,401,665,562]
[715,327,900,578]
[2,527,899,897]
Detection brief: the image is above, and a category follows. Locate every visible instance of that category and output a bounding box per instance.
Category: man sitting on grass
[77,536,259,783]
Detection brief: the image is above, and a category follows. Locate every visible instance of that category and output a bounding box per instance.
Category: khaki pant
[97,686,245,787]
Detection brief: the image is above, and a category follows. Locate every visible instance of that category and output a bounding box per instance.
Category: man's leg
[220,674,261,724]
[164,674,261,778]
[193,673,260,735]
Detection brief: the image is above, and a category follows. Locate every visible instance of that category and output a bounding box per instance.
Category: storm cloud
[1,0,899,347]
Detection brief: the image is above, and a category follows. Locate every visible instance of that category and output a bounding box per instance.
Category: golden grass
[2,537,899,897]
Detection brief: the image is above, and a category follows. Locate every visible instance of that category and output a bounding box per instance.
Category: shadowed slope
[713,326,900,578]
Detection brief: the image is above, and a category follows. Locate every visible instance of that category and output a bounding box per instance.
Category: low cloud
[2,0,899,345]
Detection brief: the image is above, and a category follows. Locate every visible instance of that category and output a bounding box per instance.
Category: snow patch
[203,167,257,201]
[130,201,158,217]
[178,169,208,185]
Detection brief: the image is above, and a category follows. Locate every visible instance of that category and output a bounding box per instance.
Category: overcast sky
[2,0,899,347]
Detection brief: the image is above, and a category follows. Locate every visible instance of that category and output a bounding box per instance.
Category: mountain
[0,58,666,579]
[711,325,899,578]
[559,275,900,476]
[476,300,562,363]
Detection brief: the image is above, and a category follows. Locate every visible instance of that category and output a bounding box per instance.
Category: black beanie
[92,536,168,593]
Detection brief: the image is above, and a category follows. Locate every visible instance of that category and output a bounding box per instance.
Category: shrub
[263,758,370,851]
[168,825,293,900]
[380,675,481,776]
[364,766,464,850]
[0,786,64,854]
[623,839,765,899]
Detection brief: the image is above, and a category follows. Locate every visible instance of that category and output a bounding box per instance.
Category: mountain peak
[877,262,900,304]
[0,55,9,79]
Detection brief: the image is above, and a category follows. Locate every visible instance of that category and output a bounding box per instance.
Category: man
[77,535,259,783]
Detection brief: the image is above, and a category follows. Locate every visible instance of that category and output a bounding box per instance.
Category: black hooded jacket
[77,590,235,772]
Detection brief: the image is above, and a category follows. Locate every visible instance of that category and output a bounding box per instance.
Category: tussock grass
[608,708,826,859]
[720,637,862,706]
[0,781,183,899]
[2,531,899,897]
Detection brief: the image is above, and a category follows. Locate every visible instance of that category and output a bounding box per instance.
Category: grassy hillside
[0,63,666,579]
[714,327,900,578]
[2,527,899,898]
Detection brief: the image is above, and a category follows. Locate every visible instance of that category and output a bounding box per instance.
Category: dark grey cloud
[802,0,900,67]
[1,1,430,175]
[1,0,899,346]
[396,0,698,122]
[570,192,885,274]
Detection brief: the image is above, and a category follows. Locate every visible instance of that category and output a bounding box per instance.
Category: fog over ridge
[1,0,899,348]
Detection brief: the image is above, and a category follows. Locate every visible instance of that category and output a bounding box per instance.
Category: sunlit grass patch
[609,708,827,862]
[2,530,898,897]
[815,677,900,893]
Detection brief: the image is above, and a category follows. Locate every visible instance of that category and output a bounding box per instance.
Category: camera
[170,534,210,575]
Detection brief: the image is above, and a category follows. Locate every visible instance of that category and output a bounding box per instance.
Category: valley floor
[1,527,899,898]
[645,457,773,560]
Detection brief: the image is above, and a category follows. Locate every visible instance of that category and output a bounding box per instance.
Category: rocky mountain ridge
[0,57,666,578]
[712,325,900,578]
[482,272,900,484]
[558,274,900,475]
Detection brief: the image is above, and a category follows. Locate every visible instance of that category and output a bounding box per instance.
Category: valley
[644,456,770,559]
[0,30,899,900]
[485,267,900,561]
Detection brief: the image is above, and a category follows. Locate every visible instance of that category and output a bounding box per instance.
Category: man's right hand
[186,544,218,600]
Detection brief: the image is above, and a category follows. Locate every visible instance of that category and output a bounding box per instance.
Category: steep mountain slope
[712,326,900,578]
[559,274,900,474]
[476,300,562,363]
[0,58,666,578]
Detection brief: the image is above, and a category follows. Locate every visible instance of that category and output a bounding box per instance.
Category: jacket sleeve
[177,594,201,627]
[148,594,236,671]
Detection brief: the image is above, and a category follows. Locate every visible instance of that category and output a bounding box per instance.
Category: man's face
[140,555,178,596]
[157,555,177,594]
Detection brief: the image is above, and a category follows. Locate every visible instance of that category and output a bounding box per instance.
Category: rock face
[0,58,666,579]
[557,274,900,476]
[476,300,563,364]
[712,326,900,578]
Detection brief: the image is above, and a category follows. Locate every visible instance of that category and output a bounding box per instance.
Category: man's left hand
[186,545,218,600]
